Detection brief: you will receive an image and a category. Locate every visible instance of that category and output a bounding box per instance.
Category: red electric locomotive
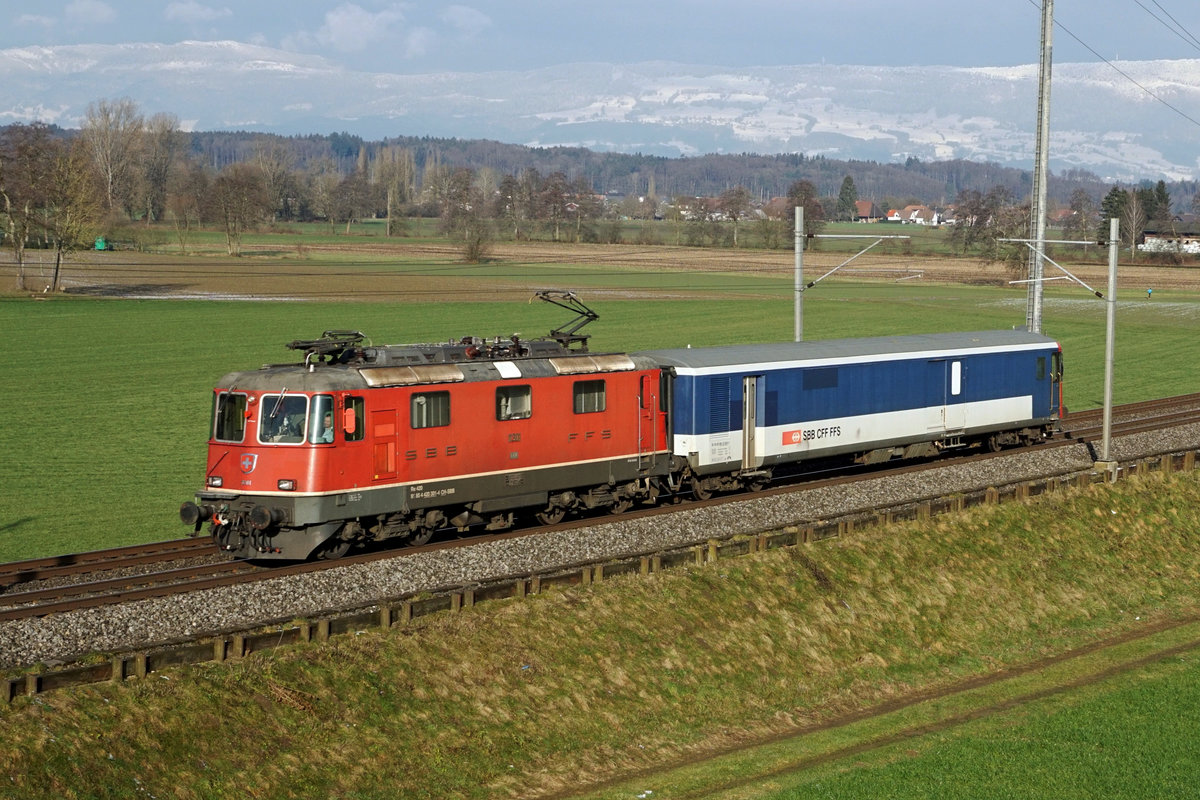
[180,293,671,560]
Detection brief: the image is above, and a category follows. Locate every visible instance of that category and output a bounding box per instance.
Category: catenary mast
[1027,0,1054,333]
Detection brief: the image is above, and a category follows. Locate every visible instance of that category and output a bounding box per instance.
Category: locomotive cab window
[573,379,606,414]
[496,385,532,420]
[1036,356,1047,381]
[308,394,335,444]
[258,394,308,444]
[212,392,247,443]
[411,391,450,429]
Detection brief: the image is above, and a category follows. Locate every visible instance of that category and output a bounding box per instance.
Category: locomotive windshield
[212,392,247,442]
[259,393,309,444]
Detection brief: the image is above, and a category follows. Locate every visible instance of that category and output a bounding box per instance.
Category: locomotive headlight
[207,476,223,488]
[277,479,296,491]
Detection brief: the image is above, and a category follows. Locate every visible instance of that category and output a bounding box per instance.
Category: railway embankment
[4,450,1200,797]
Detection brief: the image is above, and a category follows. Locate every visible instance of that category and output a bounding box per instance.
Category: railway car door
[929,359,966,431]
[741,375,765,469]
[637,373,658,470]
[1050,350,1064,416]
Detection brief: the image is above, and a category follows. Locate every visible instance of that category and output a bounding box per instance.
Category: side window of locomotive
[308,394,335,444]
[496,385,532,420]
[259,394,309,444]
[573,380,606,414]
[344,396,365,441]
[411,391,450,429]
[1036,356,1047,381]
[213,392,247,442]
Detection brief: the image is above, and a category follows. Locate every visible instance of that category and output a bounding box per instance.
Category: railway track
[3,393,1199,625]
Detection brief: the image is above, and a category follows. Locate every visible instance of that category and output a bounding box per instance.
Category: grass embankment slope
[4,471,1200,798]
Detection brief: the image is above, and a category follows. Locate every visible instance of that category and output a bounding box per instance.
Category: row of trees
[3,97,1194,291]
[0,98,831,285]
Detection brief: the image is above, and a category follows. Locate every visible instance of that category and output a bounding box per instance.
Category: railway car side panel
[665,343,1060,472]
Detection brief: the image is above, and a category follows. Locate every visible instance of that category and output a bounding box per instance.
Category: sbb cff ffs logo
[783,429,803,445]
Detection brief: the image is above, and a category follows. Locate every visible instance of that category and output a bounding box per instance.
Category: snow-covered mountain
[3,40,1198,181]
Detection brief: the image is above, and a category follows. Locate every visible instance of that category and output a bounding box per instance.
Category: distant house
[1048,208,1075,227]
[886,208,903,223]
[900,204,938,225]
[855,200,882,222]
[1141,223,1200,254]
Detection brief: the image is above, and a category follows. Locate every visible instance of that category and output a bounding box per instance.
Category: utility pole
[1096,217,1119,477]
[794,205,804,342]
[1027,0,1054,333]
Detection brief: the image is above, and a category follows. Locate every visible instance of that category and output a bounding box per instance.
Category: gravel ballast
[4,424,1200,672]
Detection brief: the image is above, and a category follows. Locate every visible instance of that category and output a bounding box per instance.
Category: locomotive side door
[741,375,765,469]
[371,408,397,480]
[637,373,658,471]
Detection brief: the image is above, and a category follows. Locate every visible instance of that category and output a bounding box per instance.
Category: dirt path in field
[2,241,1199,300]
[548,615,1200,799]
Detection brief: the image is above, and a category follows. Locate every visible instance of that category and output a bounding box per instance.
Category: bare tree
[43,140,102,291]
[567,176,600,242]
[305,158,342,232]
[207,163,268,256]
[1122,190,1147,261]
[539,171,570,242]
[80,98,144,217]
[253,139,296,222]
[0,123,55,290]
[718,186,751,247]
[141,112,184,223]
[331,173,374,234]
[374,145,415,236]
[166,159,209,253]
[786,180,825,244]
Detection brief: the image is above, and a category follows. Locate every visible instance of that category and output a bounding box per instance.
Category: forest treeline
[3,98,1198,292]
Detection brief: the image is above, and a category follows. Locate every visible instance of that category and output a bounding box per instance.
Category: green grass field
[2,271,1200,562]
[4,234,1200,797]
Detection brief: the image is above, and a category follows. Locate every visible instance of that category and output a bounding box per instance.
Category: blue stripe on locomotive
[668,346,1058,437]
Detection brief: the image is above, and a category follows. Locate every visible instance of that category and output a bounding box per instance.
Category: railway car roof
[636,330,1059,371]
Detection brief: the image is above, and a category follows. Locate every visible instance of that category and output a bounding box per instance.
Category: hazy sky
[6,1,1200,73]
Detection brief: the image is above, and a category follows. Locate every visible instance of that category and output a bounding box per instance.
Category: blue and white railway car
[638,330,1062,496]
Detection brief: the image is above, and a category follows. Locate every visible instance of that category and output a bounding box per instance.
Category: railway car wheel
[536,507,566,526]
[690,476,712,501]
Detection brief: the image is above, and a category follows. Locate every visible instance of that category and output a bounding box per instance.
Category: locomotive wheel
[690,476,712,501]
[316,539,351,560]
[608,497,633,515]
[535,507,566,526]
[408,526,435,547]
[746,478,767,492]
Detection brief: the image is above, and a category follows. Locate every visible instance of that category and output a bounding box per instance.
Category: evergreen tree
[836,175,858,221]
[1098,186,1128,240]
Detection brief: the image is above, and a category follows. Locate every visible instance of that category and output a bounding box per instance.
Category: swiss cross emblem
[783,429,803,445]
[240,454,258,473]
